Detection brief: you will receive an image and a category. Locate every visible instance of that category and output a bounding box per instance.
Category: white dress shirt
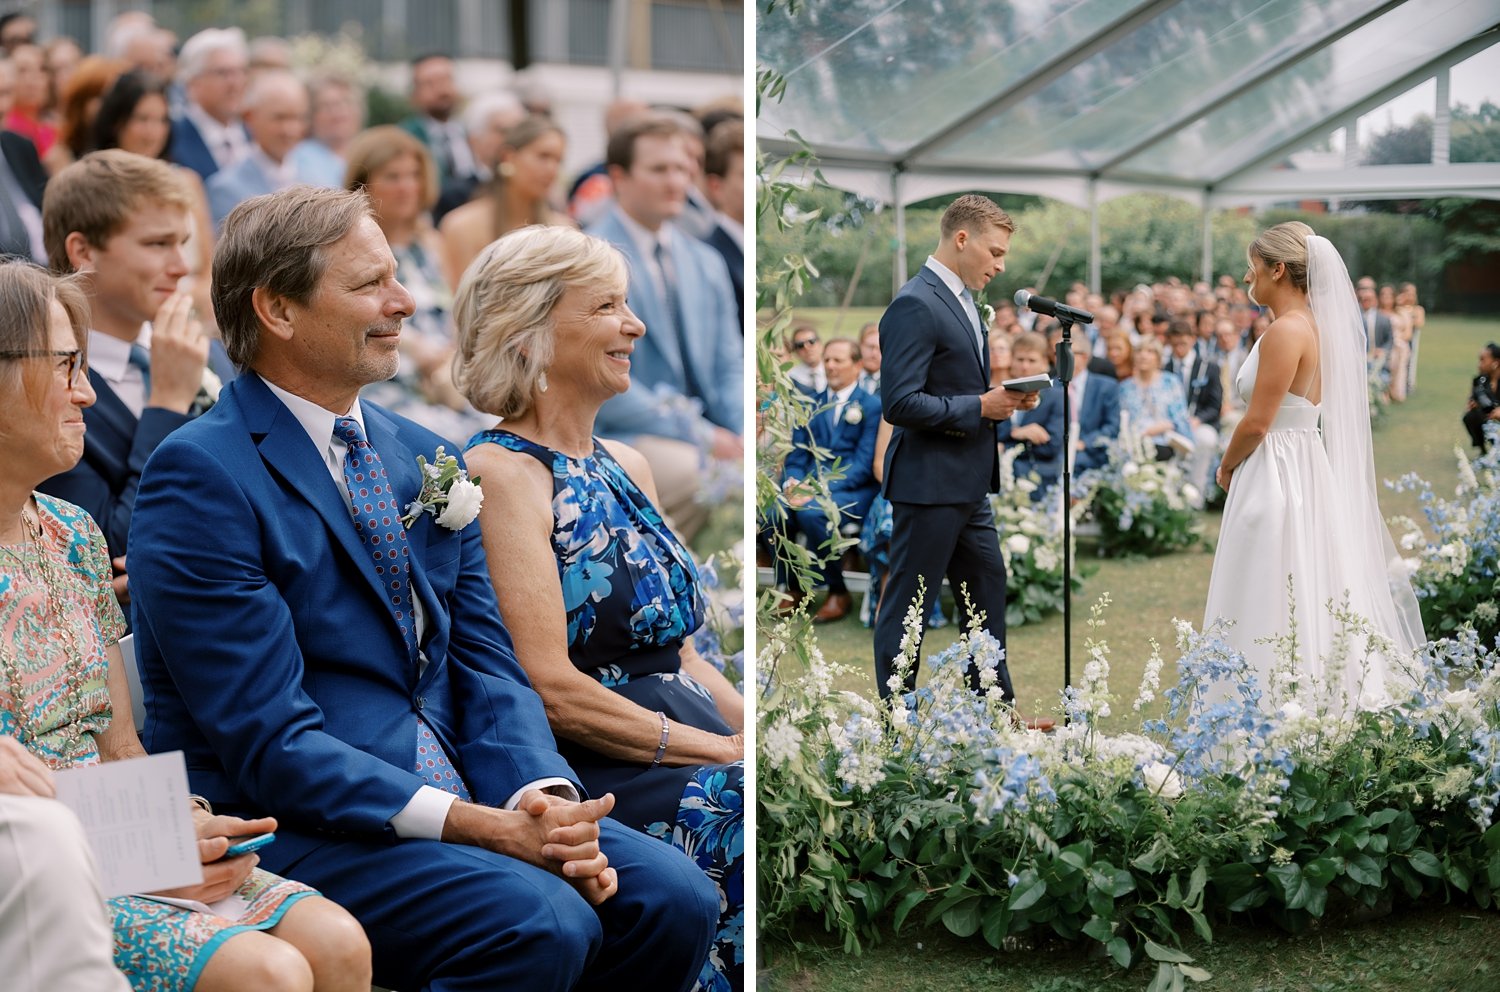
[185,102,249,170]
[261,379,576,839]
[925,255,982,350]
[87,324,152,418]
[249,145,298,189]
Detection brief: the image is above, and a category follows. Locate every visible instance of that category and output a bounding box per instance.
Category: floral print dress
[466,429,744,992]
[0,494,315,992]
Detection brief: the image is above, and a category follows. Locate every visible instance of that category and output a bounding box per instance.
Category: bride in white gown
[1203,221,1425,712]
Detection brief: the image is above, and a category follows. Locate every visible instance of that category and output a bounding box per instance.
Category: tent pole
[1088,179,1101,293]
[1434,67,1451,165]
[1201,190,1214,284]
[892,170,907,290]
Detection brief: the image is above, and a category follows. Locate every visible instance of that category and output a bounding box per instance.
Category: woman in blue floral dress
[454,227,744,992]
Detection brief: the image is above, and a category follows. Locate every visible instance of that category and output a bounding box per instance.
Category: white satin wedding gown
[1202,336,1408,712]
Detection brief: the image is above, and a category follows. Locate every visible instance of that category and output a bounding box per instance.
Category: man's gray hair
[212,185,372,369]
[177,27,247,85]
[463,90,524,134]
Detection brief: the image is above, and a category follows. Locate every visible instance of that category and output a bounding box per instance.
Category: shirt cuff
[389,786,458,840]
[503,777,580,811]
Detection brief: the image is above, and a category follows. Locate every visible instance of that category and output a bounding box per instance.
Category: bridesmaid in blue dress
[453,226,744,992]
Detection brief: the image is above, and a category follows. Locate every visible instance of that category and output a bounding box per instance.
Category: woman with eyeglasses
[0,261,373,991]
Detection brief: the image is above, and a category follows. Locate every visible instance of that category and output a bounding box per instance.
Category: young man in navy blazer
[39,150,235,599]
[129,186,716,992]
[873,195,1039,701]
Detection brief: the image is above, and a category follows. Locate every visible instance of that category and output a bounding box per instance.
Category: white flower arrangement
[401,447,484,531]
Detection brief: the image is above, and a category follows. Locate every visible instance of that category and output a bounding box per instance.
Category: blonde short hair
[453,225,626,420]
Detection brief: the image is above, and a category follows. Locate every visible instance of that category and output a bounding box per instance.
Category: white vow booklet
[52,750,203,898]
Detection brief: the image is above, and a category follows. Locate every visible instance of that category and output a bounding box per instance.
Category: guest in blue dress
[453,226,744,992]
[1118,338,1194,461]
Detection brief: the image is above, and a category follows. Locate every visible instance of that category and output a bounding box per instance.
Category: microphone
[1014,290,1095,325]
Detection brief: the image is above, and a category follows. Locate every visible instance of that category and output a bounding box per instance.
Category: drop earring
[538,370,549,393]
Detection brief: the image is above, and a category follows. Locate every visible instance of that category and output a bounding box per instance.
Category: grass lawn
[758,313,1500,990]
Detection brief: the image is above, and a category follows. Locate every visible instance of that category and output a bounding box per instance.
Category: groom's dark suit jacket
[880,265,998,503]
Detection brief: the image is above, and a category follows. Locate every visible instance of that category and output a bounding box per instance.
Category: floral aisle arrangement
[1077,431,1202,558]
[758,585,1500,990]
[1389,429,1500,646]
[992,447,1089,627]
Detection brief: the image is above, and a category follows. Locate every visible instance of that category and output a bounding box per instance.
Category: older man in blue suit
[775,337,882,622]
[1067,332,1121,476]
[206,72,312,230]
[586,112,742,540]
[129,186,717,992]
[873,195,1039,700]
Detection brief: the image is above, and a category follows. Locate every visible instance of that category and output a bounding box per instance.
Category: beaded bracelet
[651,711,670,767]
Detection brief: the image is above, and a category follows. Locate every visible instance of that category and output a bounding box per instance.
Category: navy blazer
[879,265,997,504]
[587,207,743,441]
[783,387,882,522]
[1076,372,1121,456]
[1164,352,1223,426]
[998,385,1065,487]
[129,374,574,869]
[703,225,744,334]
[39,341,236,560]
[167,112,243,181]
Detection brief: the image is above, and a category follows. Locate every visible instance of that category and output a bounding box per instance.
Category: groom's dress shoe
[812,592,853,623]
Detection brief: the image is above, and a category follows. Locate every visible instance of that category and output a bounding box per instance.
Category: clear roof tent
[758,0,1500,286]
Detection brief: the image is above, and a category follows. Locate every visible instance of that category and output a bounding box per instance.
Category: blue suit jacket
[879,265,997,504]
[129,373,575,869]
[702,225,744,334]
[784,387,882,523]
[206,155,279,230]
[586,207,743,442]
[997,385,1065,488]
[1077,372,1121,458]
[39,341,236,560]
[167,112,244,181]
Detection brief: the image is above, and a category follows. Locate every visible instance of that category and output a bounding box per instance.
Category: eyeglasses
[792,338,820,351]
[0,349,86,389]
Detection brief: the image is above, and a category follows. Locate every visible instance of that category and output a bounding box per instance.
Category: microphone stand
[1053,319,1076,710]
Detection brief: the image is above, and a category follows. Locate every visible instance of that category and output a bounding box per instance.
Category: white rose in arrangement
[1121,462,1139,477]
[1181,484,1201,507]
[1141,761,1184,800]
[436,478,485,530]
[1006,534,1031,556]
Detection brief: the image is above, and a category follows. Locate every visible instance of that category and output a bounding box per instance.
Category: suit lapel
[606,213,684,383]
[83,371,139,445]
[919,267,985,374]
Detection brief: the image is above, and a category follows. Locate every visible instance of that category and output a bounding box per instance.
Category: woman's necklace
[0,502,92,762]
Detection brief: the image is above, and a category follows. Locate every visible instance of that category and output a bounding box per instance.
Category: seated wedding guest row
[455,226,746,988]
[127,186,726,992]
[760,336,881,622]
[0,261,370,991]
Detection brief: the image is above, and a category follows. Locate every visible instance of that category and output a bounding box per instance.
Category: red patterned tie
[335,416,471,800]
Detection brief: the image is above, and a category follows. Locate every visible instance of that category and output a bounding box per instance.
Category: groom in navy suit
[129,186,716,992]
[873,195,1038,700]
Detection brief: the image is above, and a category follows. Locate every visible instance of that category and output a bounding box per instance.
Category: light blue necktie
[128,344,151,397]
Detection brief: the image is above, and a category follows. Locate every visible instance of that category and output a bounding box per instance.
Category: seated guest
[38,150,234,581]
[95,70,218,325]
[399,54,472,186]
[440,114,571,285]
[129,186,718,992]
[1465,342,1500,453]
[772,336,881,623]
[988,331,1011,386]
[1066,332,1120,475]
[786,321,826,393]
[1380,283,1412,403]
[1119,338,1192,461]
[46,54,125,171]
[0,260,369,991]
[206,70,310,229]
[1104,329,1133,380]
[456,227,745,990]
[587,112,743,540]
[996,332,1064,497]
[5,44,56,159]
[344,125,488,443]
[1163,321,1221,506]
[289,72,364,188]
[168,28,249,181]
[858,321,881,394]
[1397,282,1425,394]
[700,118,744,332]
[432,90,526,224]
[0,60,49,264]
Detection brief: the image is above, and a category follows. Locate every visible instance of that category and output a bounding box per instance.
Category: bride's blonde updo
[1248,220,1314,293]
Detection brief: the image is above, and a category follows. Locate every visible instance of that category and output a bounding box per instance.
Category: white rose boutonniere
[843,403,863,425]
[401,447,484,531]
[979,302,996,328]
